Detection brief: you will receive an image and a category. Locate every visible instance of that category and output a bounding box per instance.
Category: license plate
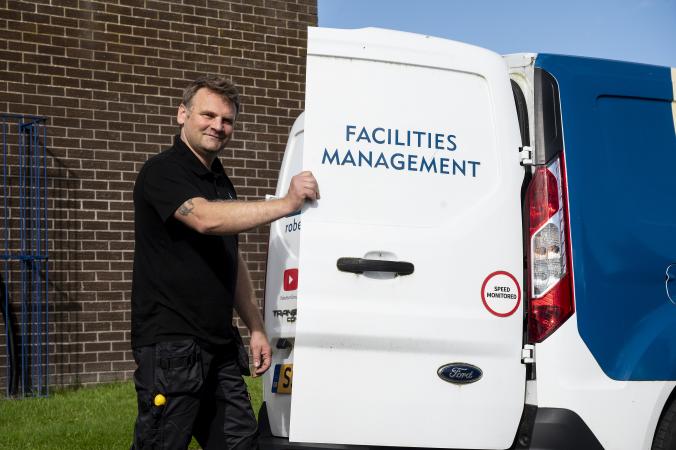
[271,363,293,394]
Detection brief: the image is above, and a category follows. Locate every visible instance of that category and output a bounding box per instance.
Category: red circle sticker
[481,271,521,317]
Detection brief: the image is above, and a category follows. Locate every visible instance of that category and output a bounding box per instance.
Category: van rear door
[291,27,526,449]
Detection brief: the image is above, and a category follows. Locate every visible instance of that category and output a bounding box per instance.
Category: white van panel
[536,317,675,450]
[290,27,525,449]
[263,115,304,437]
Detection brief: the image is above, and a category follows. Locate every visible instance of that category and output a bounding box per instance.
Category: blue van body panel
[535,54,676,381]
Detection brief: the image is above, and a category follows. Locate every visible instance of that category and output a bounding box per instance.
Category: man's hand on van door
[251,330,272,377]
[285,171,320,211]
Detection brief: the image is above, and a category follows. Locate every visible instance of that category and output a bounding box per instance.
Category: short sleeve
[141,159,202,222]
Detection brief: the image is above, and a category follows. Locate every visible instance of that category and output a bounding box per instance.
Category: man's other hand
[250,330,272,377]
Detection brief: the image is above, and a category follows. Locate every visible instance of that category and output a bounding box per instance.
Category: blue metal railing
[1,113,49,398]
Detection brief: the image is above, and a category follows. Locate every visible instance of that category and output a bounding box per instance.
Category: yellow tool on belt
[153,394,166,407]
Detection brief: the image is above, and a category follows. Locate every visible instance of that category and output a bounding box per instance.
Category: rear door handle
[337,257,414,276]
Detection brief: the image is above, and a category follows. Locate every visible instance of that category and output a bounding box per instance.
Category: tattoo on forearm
[178,199,195,216]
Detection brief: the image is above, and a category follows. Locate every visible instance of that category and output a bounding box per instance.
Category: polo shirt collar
[173,135,225,177]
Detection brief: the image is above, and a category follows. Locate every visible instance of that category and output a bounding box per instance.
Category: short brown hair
[182,75,240,115]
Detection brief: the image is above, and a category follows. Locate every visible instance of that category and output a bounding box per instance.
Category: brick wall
[0,0,317,390]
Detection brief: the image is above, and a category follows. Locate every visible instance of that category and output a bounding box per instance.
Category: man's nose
[211,117,224,131]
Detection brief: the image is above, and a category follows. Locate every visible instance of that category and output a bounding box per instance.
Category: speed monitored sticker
[481,271,521,317]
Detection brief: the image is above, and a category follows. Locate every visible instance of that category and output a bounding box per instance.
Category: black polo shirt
[131,135,238,349]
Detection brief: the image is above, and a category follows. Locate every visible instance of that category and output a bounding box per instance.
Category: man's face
[177,88,237,159]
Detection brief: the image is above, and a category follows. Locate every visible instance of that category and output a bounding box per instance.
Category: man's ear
[177,103,188,125]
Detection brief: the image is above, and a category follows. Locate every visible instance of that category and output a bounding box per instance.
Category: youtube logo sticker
[283,268,298,291]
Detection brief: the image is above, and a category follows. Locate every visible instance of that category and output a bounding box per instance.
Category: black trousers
[131,339,258,450]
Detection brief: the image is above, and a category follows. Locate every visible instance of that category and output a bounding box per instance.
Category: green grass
[0,377,263,450]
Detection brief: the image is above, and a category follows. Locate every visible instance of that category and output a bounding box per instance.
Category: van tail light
[526,155,574,343]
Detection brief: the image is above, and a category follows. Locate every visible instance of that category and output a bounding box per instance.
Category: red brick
[0,0,316,393]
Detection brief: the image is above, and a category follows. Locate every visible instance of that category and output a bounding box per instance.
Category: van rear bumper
[257,403,603,450]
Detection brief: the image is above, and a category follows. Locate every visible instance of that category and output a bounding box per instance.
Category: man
[130,75,319,450]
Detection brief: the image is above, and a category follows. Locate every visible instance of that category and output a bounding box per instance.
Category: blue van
[259,27,676,450]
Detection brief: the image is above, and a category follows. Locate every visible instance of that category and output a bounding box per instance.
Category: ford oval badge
[437,363,483,385]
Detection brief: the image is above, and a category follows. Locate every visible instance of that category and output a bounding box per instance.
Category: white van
[258,27,676,450]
